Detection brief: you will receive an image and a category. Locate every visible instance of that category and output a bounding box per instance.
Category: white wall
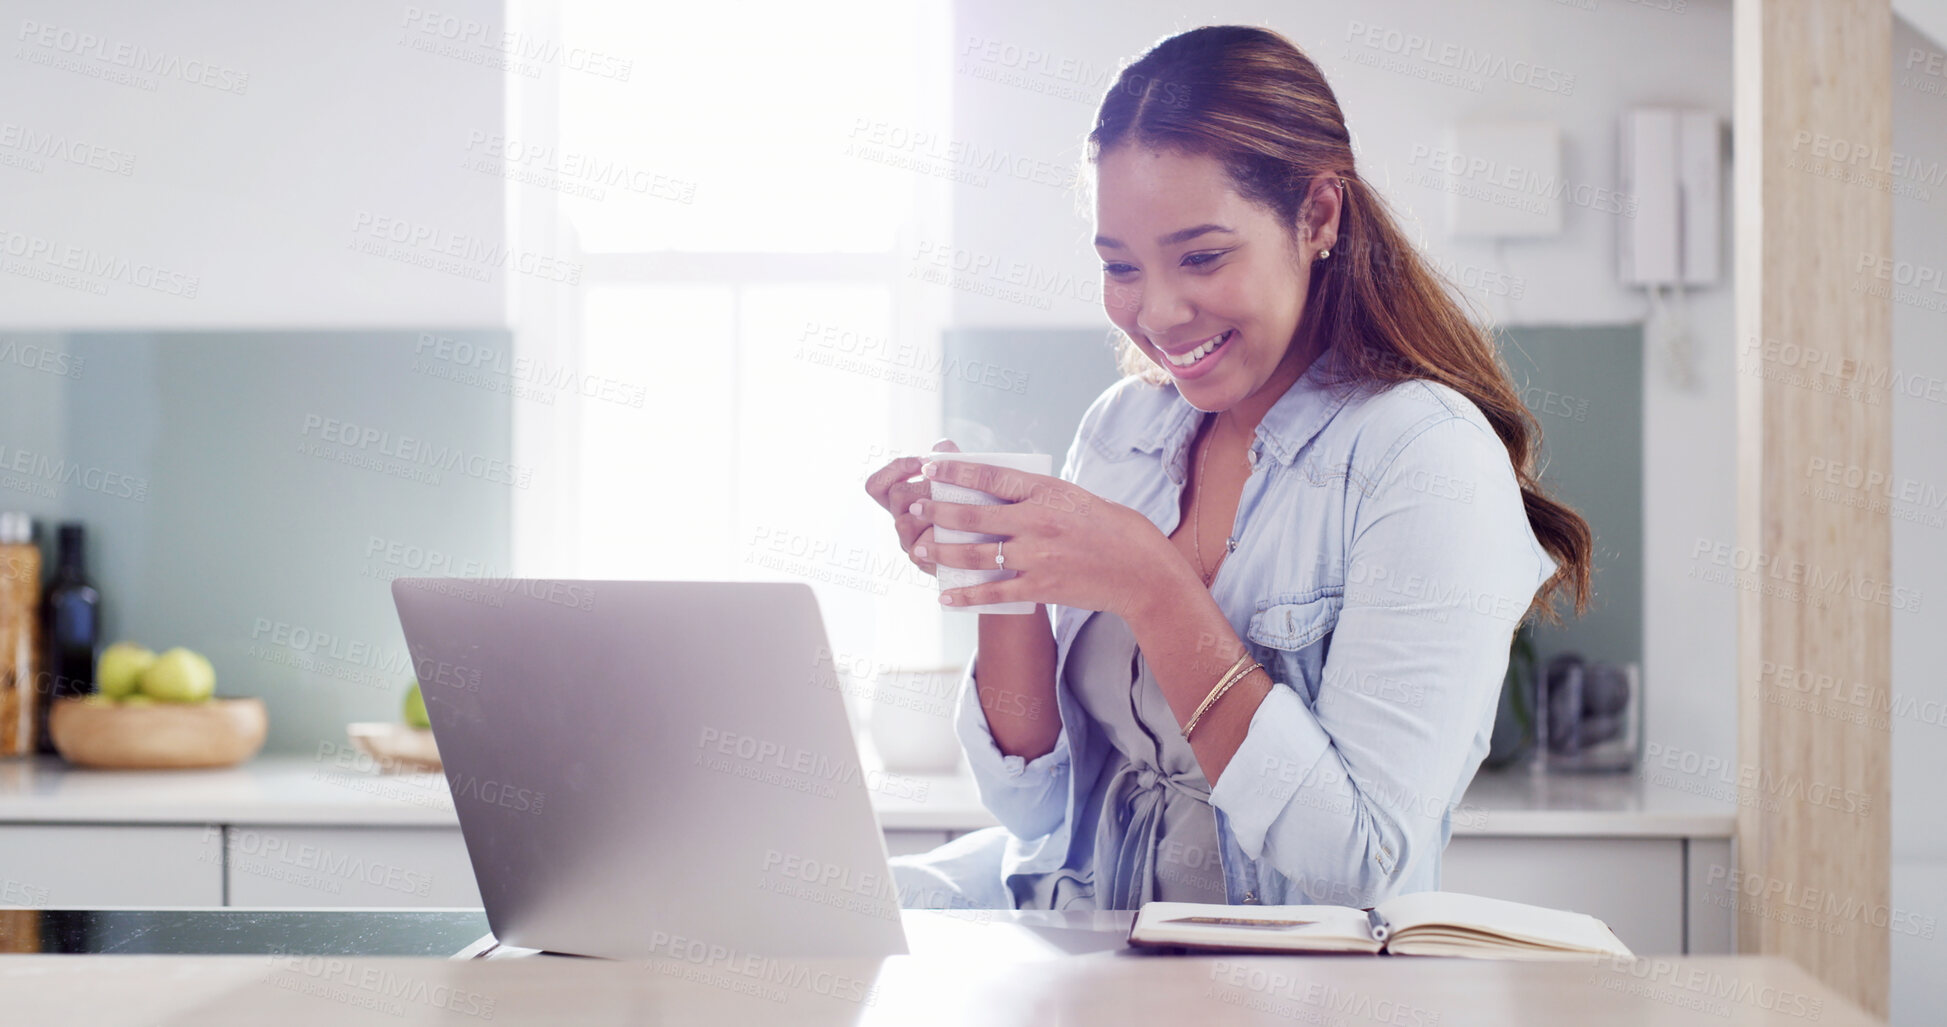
[1890,14,1947,1024]
[1891,6,1947,866]
[0,0,507,329]
[948,0,1742,787]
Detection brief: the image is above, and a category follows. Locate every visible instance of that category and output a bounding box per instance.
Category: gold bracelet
[1203,653,1256,712]
[1184,653,1260,739]
[1185,657,1256,739]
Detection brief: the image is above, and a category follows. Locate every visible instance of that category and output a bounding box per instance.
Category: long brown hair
[1089,25,1591,621]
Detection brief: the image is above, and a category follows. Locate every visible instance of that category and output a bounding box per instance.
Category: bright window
[518,0,953,678]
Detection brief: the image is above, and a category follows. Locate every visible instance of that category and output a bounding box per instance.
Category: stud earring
[1319,248,1330,259]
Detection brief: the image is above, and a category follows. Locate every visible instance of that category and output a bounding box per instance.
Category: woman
[864,25,1589,911]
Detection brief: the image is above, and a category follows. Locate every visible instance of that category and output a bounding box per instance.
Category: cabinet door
[225,826,480,908]
[0,825,223,906]
[883,831,951,859]
[1441,836,1685,954]
[1685,838,1734,954]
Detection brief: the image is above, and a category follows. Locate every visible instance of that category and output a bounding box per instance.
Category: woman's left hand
[909,458,1194,622]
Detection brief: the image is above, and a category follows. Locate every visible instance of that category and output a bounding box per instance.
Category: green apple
[138,647,216,703]
[120,694,155,706]
[97,642,158,700]
[403,681,430,729]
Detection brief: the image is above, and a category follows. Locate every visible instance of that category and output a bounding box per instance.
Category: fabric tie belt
[1095,761,1213,909]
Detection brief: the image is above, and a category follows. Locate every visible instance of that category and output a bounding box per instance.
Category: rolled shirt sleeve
[1208,413,1553,908]
[949,383,1114,843]
[953,646,1072,841]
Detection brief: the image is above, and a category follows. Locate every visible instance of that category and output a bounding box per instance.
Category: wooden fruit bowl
[346,722,442,773]
[48,697,268,770]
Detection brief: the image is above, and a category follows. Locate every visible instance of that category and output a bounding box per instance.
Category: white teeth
[1166,331,1228,367]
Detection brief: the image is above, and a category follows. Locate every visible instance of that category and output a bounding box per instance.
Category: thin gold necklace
[1192,412,1231,587]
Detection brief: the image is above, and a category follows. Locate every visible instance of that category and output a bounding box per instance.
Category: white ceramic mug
[925,450,1054,615]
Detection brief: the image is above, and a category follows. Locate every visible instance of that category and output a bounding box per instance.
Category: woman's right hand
[864,439,960,576]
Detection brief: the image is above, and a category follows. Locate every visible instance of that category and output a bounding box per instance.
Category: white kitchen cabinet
[223,828,954,907]
[224,826,480,909]
[0,825,223,907]
[884,830,953,859]
[881,831,1713,955]
[1441,836,1686,954]
[1685,837,1736,953]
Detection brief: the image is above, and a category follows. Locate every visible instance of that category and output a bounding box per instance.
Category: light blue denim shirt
[950,352,1557,909]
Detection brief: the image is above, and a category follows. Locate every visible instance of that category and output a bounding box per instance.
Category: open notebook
[1129,891,1632,960]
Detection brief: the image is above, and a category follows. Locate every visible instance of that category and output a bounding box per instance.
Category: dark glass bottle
[35,523,100,755]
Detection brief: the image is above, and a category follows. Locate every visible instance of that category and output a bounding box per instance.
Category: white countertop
[1456,766,1734,838]
[0,753,994,833]
[0,755,1733,838]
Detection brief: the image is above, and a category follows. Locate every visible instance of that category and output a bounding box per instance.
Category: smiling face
[1094,145,1337,417]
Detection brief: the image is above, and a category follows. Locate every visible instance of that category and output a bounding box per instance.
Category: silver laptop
[391,578,909,960]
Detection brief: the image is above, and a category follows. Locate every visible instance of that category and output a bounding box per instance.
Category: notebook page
[1376,891,1627,954]
[1133,902,1380,951]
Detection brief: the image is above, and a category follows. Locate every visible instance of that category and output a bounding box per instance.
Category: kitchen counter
[1458,765,1735,838]
[0,754,1739,953]
[0,754,1733,838]
[0,753,993,833]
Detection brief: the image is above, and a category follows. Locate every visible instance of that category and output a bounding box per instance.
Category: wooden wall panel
[1734,0,1893,1017]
